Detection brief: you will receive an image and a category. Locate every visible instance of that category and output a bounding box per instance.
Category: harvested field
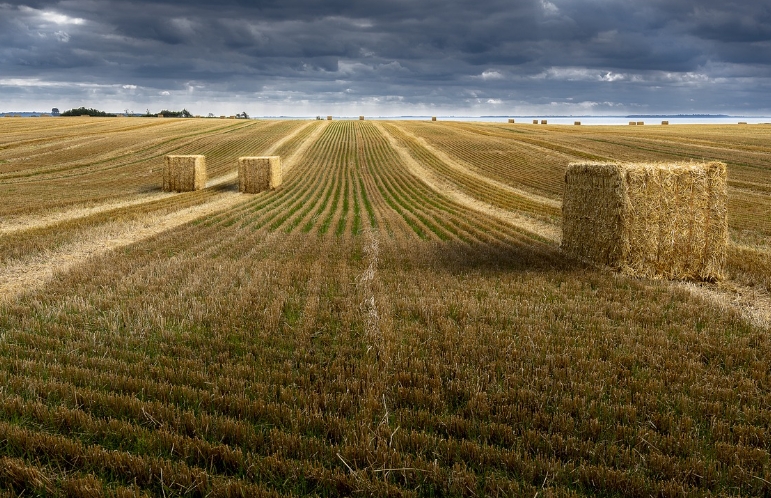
[0,118,770,496]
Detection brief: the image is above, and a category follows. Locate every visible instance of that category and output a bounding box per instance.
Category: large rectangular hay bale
[431,116,437,121]
[238,156,282,193]
[508,118,516,123]
[359,115,365,120]
[163,155,207,192]
[541,119,548,125]
[561,161,727,281]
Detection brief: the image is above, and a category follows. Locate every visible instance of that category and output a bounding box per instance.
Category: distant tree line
[61,107,117,117]
[59,107,224,118]
[144,109,193,118]
[161,109,192,118]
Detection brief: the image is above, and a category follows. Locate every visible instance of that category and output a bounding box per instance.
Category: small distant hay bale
[359,116,365,120]
[327,116,333,121]
[574,121,581,126]
[533,119,539,124]
[508,118,516,123]
[637,121,644,126]
[431,116,437,121]
[738,122,748,125]
[629,121,637,126]
[238,156,282,194]
[541,119,548,125]
[561,161,727,281]
[163,155,207,192]
[662,121,669,125]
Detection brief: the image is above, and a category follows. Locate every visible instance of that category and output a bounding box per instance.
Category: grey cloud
[1,0,770,114]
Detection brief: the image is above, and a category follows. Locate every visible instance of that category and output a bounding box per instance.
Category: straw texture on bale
[327,116,333,121]
[629,122,636,126]
[662,121,669,125]
[163,155,207,192]
[637,121,644,126]
[541,120,548,125]
[431,116,437,121]
[359,116,365,120]
[574,121,581,125]
[561,161,728,281]
[238,156,282,194]
[533,120,539,124]
[508,118,516,123]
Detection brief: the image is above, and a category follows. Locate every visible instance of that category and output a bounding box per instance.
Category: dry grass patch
[562,161,728,281]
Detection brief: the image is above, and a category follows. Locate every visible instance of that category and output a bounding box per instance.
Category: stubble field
[0,117,770,496]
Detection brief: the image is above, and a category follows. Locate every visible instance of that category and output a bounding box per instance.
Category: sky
[1,0,770,116]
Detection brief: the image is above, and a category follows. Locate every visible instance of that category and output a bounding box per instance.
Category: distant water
[367,116,771,125]
[260,116,771,125]
[6,113,770,125]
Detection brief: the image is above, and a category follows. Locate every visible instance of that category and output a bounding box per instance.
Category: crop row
[0,122,316,270]
[396,121,573,198]
[395,121,770,286]
[0,119,307,217]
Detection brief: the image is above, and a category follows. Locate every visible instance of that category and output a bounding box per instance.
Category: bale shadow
[209,180,240,193]
[136,185,165,194]
[423,236,590,276]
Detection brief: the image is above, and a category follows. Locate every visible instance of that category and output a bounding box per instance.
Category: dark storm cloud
[1,0,770,114]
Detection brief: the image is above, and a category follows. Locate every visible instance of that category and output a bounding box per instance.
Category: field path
[0,194,246,302]
[675,280,771,331]
[0,121,317,235]
[0,121,325,303]
[0,193,176,235]
[282,120,329,174]
[377,122,771,330]
[388,123,562,210]
[374,122,561,243]
[205,119,321,187]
